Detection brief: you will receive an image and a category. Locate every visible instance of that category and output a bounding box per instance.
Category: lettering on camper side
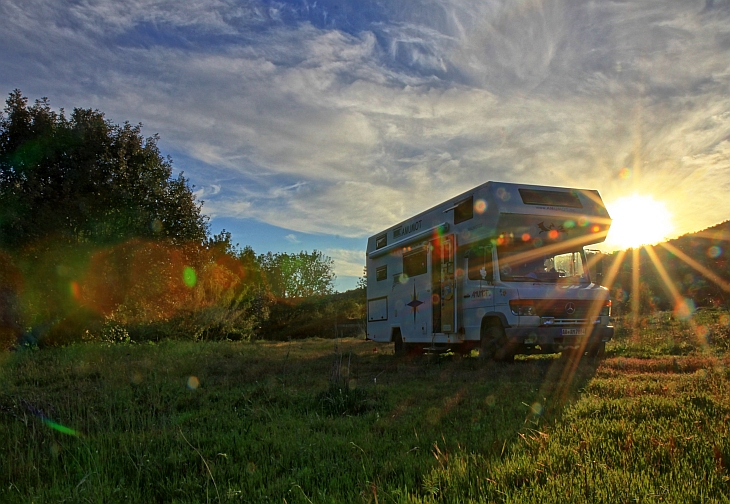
[393,219,422,239]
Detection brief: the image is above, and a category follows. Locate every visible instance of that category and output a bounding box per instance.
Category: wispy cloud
[2,0,729,252]
[325,248,366,278]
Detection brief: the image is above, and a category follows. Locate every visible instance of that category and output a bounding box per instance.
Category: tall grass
[1,309,729,503]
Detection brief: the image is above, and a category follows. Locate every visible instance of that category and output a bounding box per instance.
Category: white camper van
[366,181,613,359]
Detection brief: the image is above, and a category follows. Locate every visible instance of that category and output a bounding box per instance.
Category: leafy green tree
[0,90,210,343]
[0,90,208,250]
[259,250,336,298]
[356,266,367,290]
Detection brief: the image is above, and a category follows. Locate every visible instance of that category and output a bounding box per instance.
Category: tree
[258,250,336,298]
[356,266,367,290]
[0,90,208,250]
[0,90,210,342]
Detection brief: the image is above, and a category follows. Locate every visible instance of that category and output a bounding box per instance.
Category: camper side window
[468,248,493,281]
[403,249,427,277]
[376,265,387,281]
[454,196,474,224]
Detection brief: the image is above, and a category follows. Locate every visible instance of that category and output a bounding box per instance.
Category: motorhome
[365,181,613,359]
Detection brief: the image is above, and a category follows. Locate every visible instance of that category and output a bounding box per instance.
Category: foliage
[258,287,365,341]
[0,90,208,249]
[0,90,217,345]
[601,220,730,315]
[0,92,340,346]
[356,266,367,291]
[317,347,372,416]
[1,309,729,502]
[258,250,336,299]
[0,250,23,348]
[84,237,270,343]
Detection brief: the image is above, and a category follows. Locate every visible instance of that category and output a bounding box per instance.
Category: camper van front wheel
[587,341,606,358]
[481,325,503,359]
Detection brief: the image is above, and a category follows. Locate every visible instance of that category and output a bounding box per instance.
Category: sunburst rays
[544,228,729,407]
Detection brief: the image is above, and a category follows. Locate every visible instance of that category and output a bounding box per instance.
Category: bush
[258,289,365,340]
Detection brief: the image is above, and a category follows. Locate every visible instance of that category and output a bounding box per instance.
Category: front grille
[548,318,600,326]
[531,300,602,319]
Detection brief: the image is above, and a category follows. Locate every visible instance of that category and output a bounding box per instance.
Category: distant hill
[604,220,730,314]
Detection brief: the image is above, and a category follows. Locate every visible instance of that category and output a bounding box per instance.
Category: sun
[604,194,674,249]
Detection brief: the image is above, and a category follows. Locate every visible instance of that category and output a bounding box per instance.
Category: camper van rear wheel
[394,333,405,355]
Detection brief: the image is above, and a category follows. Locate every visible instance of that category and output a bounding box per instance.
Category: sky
[2,0,729,291]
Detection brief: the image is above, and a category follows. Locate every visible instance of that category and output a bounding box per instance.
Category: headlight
[600,300,612,317]
[509,299,535,316]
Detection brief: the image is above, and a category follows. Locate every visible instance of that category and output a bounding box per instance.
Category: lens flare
[130,371,143,385]
[183,266,197,287]
[695,325,709,344]
[150,218,163,233]
[707,246,722,258]
[619,167,632,179]
[187,376,200,390]
[42,418,81,437]
[496,187,510,201]
[474,199,487,214]
[673,298,695,321]
[70,281,81,300]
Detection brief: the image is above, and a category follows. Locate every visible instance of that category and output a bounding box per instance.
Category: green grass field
[1,309,729,503]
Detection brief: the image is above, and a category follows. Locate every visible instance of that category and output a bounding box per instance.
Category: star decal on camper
[407,285,424,322]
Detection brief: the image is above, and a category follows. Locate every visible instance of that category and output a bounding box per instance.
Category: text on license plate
[561,328,586,336]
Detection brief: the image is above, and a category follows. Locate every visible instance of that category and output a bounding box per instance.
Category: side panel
[398,246,432,341]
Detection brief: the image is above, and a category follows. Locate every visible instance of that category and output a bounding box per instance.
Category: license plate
[561,328,585,336]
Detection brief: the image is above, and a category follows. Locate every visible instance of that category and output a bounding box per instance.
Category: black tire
[394,333,405,356]
[480,324,513,361]
[560,347,580,361]
[587,341,606,358]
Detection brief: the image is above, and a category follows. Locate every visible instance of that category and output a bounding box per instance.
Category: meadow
[1,309,729,503]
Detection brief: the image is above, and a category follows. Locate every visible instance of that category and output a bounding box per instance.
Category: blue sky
[2,0,730,291]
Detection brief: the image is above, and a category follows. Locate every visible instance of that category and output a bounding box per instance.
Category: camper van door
[462,242,496,340]
[430,234,456,333]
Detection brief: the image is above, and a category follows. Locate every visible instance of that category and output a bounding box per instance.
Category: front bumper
[505,324,613,350]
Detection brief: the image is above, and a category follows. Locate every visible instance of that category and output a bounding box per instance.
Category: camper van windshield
[496,246,589,283]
